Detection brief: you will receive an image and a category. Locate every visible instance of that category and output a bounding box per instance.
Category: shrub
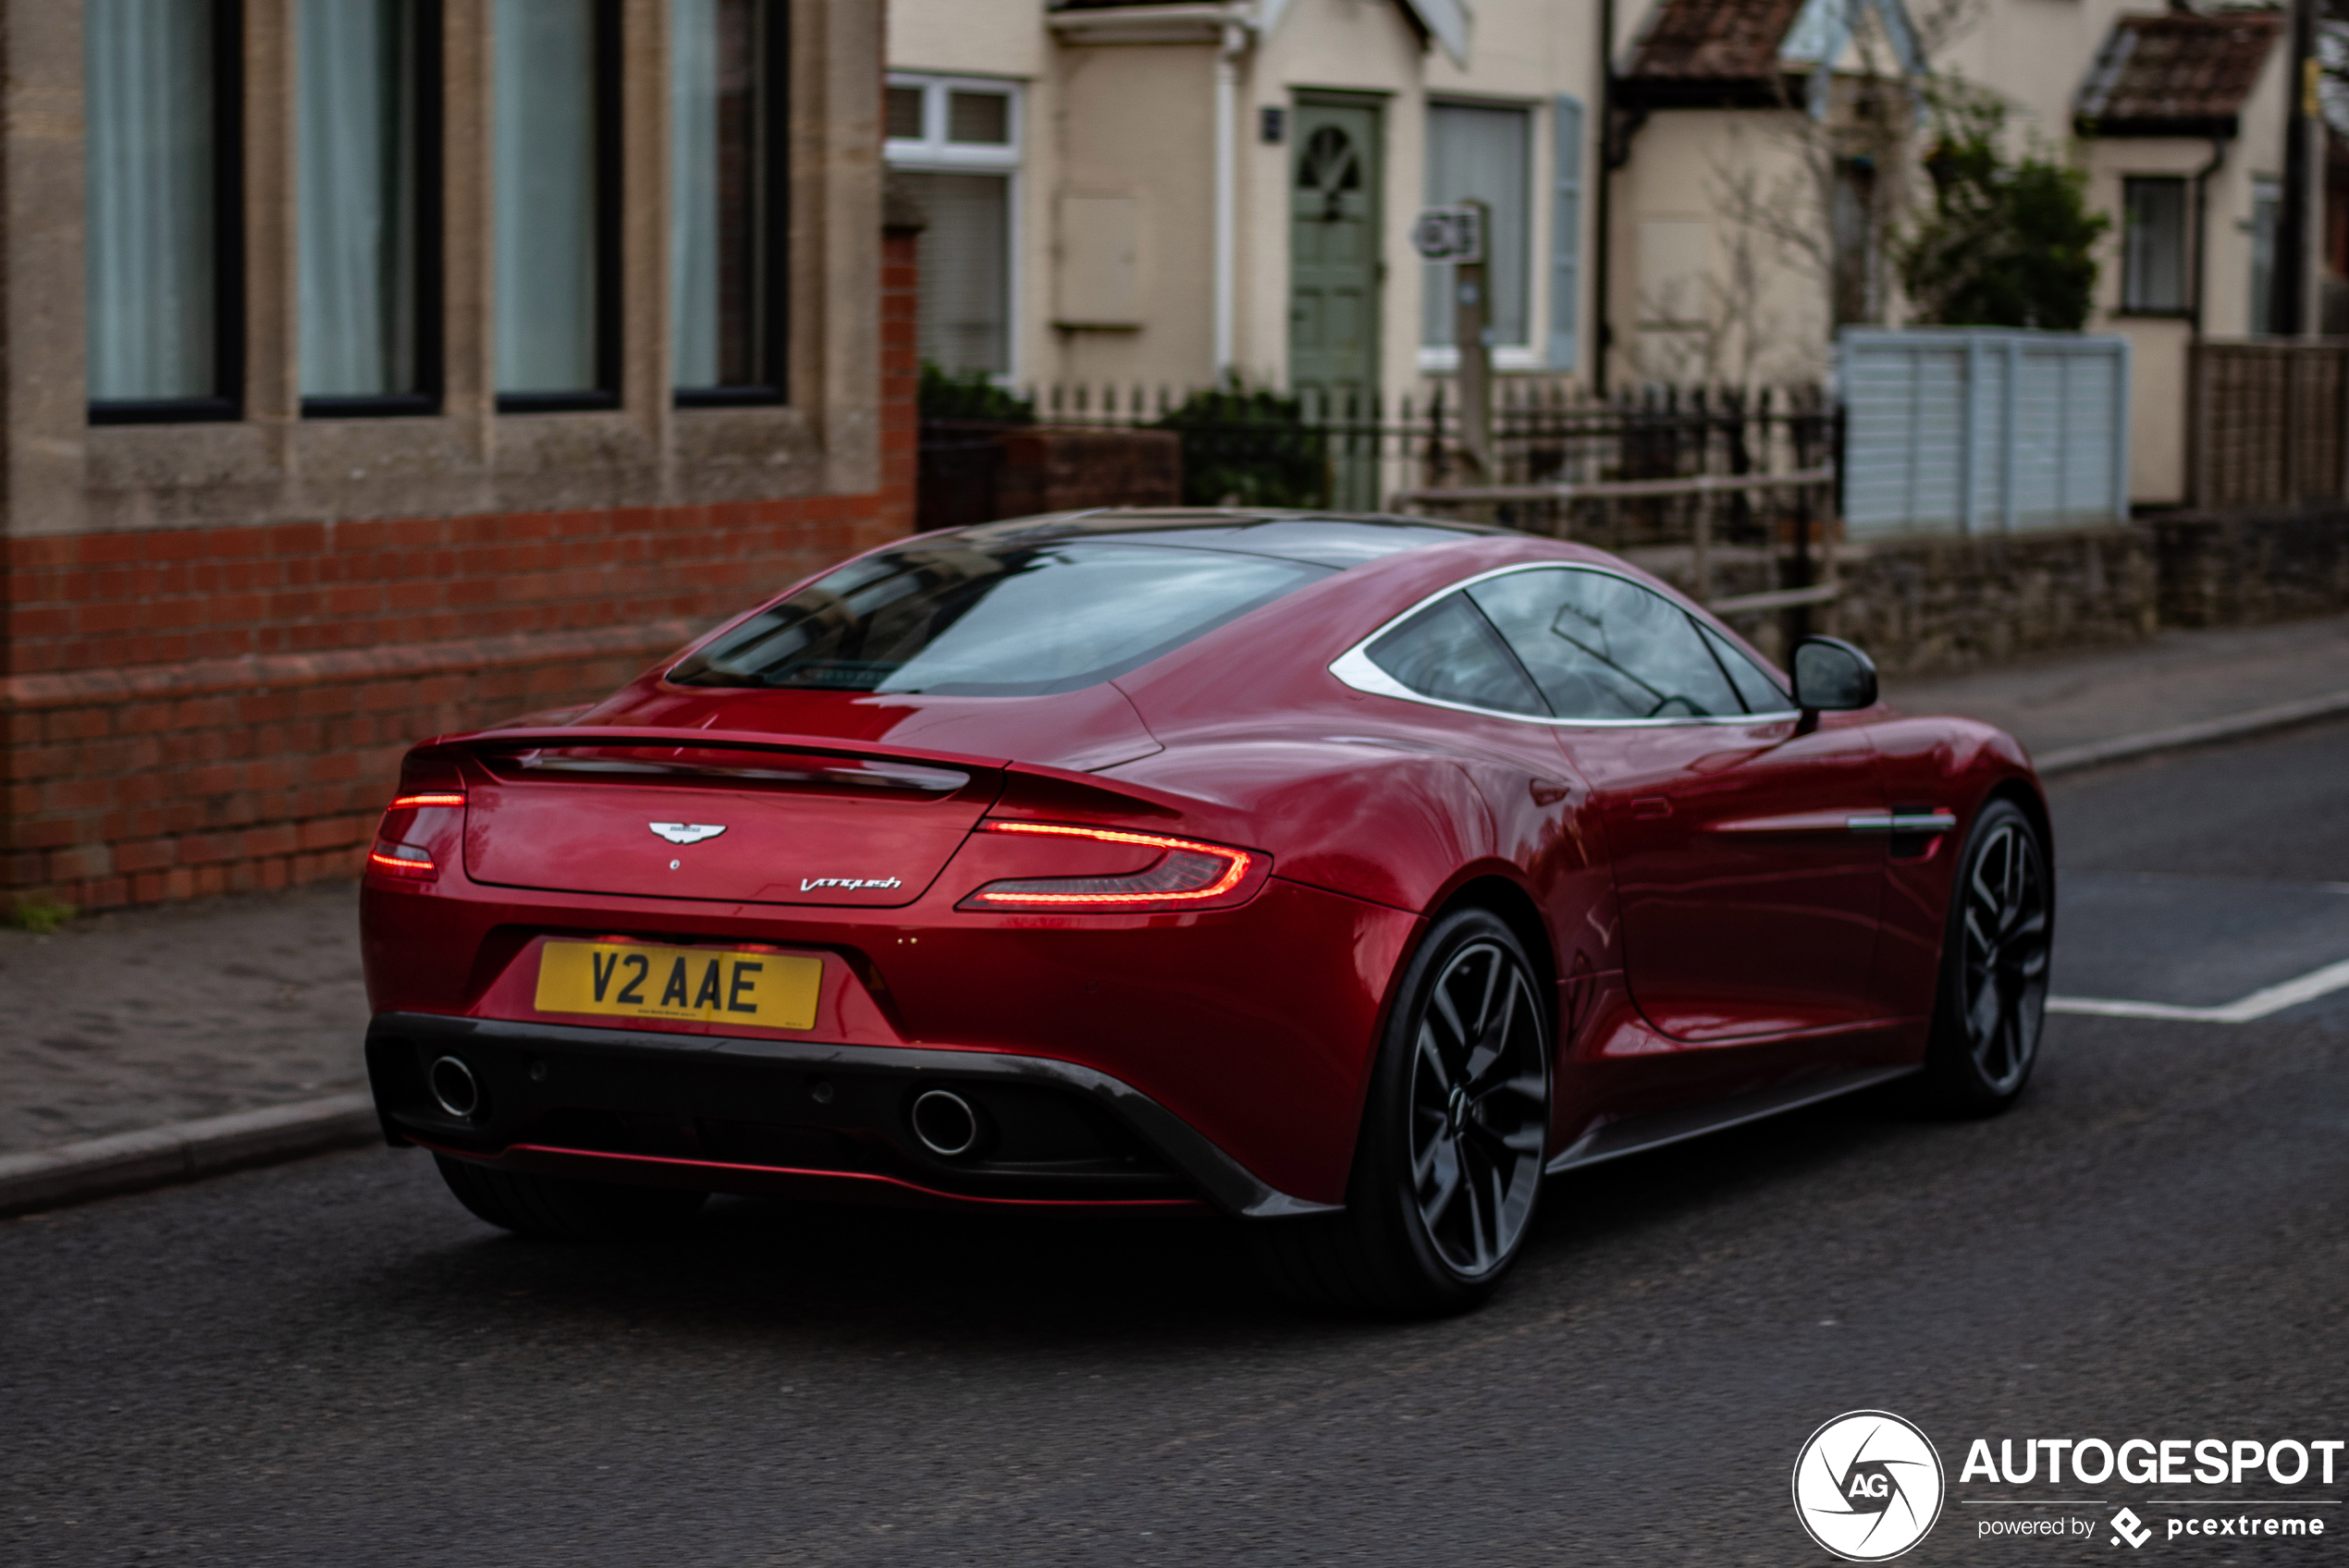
[1156,386,1326,508]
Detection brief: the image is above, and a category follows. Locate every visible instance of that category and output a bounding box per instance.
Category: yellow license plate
[534,941,821,1030]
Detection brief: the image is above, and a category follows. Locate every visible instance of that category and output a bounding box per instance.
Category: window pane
[1695,619,1789,713]
[902,171,1010,376]
[1469,569,1741,719]
[1422,103,1530,348]
[496,0,601,393]
[947,91,1009,145]
[671,0,769,389]
[300,0,419,398]
[86,0,218,401]
[669,542,1329,696]
[1366,593,1547,717]
[2123,178,2185,313]
[885,85,925,141]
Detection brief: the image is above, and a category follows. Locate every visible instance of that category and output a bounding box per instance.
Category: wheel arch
[1981,775,2056,913]
[1426,873,1560,1031]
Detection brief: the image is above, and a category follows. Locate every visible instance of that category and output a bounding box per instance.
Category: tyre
[1249,906,1552,1317]
[1915,798,2051,1115]
[433,1154,707,1243]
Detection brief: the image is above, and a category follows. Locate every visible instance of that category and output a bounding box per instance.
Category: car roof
[945,508,1514,570]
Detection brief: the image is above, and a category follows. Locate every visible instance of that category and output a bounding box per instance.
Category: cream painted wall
[1608,110,1832,386]
[1053,43,1219,387]
[2076,27,2290,500]
[888,0,1610,399]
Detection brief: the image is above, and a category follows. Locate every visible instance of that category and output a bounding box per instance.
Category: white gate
[1839,327,2131,536]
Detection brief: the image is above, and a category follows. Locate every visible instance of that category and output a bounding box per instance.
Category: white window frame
[885,72,1024,384]
[1418,93,1548,375]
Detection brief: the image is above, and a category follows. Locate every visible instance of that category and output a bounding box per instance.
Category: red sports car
[362,510,2050,1313]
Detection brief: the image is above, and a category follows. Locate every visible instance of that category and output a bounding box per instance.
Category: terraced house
[891,0,2317,505]
[0,0,905,916]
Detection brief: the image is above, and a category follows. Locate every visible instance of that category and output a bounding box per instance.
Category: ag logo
[1791,1410,1946,1562]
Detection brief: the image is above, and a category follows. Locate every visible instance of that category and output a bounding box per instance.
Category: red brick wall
[0,240,923,916]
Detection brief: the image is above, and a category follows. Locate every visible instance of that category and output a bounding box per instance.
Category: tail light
[956,820,1267,912]
[369,751,468,886]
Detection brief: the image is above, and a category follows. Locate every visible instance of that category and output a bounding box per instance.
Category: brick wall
[0,235,923,917]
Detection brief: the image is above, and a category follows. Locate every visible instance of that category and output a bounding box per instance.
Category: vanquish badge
[1792,1410,1946,1562]
[649,822,727,845]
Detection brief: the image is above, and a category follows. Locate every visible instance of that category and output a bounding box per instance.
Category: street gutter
[0,1094,378,1219]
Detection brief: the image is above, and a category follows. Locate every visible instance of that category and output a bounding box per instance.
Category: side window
[1695,619,1790,713]
[1468,569,1741,719]
[1366,593,1547,717]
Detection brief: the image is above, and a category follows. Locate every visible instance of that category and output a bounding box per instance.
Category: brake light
[957,820,1260,910]
[369,758,468,887]
[367,846,438,879]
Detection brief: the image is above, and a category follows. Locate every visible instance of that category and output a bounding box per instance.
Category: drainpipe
[1593,0,1616,393]
[2191,132,2230,337]
[1213,20,1246,382]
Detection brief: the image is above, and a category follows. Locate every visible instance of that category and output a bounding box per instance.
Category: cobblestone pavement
[4,609,2343,1159]
[0,881,367,1156]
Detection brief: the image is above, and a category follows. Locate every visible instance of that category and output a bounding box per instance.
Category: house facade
[891,0,2311,507]
[2,0,904,915]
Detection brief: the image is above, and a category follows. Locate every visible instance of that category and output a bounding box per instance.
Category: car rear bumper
[366,1011,1341,1219]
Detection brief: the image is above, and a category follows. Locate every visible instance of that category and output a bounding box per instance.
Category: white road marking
[2049,958,2349,1024]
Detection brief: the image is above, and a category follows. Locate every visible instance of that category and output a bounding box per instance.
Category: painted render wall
[1606,109,1835,387]
[887,0,1608,397]
[2080,30,2291,502]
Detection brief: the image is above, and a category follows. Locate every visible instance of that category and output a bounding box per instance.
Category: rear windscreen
[668,539,1333,696]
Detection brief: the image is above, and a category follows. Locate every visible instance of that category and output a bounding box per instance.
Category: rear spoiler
[431,725,1014,774]
[424,725,1199,822]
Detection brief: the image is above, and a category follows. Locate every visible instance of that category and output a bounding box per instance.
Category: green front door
[1289,99,1382,508]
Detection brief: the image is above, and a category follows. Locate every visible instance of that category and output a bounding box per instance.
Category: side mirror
[1790,636,1878,717]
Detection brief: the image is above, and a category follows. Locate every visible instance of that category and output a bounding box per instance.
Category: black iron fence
[919,377,1834,523]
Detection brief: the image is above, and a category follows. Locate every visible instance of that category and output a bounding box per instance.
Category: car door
[1463,565,1889,1048]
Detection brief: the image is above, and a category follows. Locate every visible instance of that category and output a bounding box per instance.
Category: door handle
[1846,811,1956,834]
[1630,797,1672,820]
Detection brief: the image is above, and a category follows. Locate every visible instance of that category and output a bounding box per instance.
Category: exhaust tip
[910,1089,980,1158]
[428,1055,482,1120]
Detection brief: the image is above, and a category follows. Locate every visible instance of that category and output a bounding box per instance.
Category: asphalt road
[6,721,2349,1566]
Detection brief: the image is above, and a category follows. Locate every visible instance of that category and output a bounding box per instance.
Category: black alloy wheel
[1408,936,1551,1277]
[1920,799,2051,1113]
[1248,906,1552,1316]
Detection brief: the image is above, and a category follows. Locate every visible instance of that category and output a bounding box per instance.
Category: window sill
[2112,308,2192,320]
[675,386,787,409]
[497,390,622,415]
[1417,345,1551,374]
[90,398,240,426]
[303,394,441,420]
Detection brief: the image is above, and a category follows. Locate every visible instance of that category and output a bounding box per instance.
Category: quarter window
[1467,569,1743,719]
[1365,593,1547,717]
